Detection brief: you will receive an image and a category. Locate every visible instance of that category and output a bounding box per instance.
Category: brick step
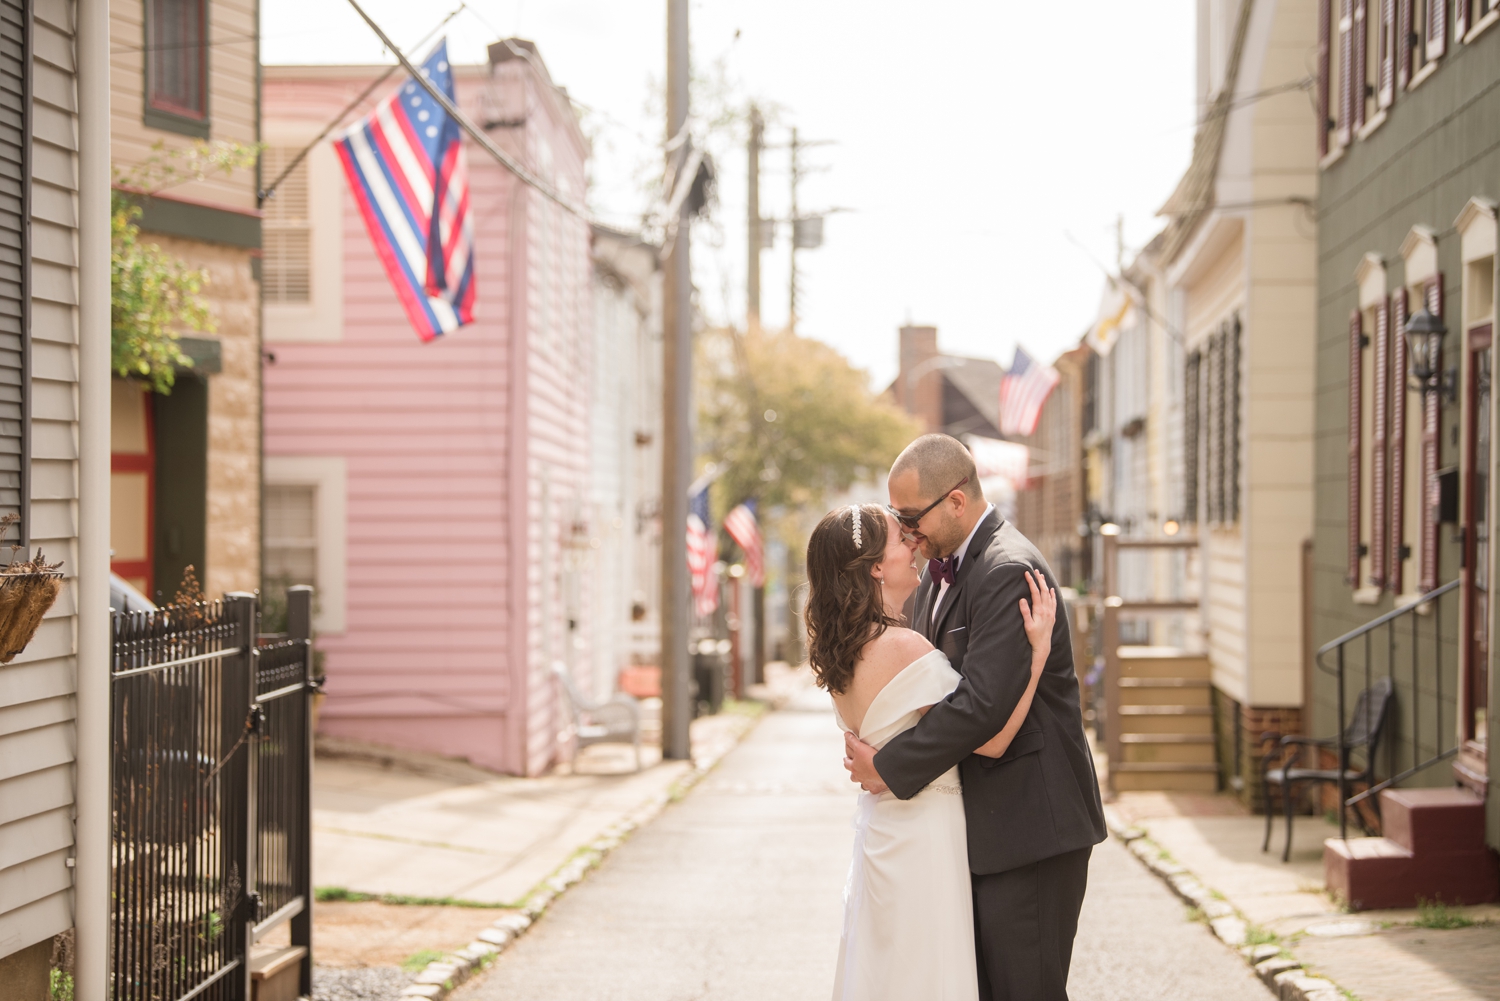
[1324,836,1500,911]
[1119,733,1215,743]
[1118,705,1212,716]
[1118,677,1212,688]
[1383,787,1488,854]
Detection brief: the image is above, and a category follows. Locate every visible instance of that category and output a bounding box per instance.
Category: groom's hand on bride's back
[844,732,889,794]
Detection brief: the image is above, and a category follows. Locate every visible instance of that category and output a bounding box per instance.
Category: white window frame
[263,127,344,343]
[264,456,347,633]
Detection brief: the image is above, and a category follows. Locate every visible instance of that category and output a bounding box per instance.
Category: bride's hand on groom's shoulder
[1018,569,1056,666]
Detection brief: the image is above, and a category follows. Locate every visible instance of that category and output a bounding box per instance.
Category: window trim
[5,0,34,552]
[142,0,211,139]
[263,456,347,634]
[1464,6,1500,41]
[262,137,344,342]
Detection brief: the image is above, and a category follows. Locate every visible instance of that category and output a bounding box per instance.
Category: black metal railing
[110,587,315,1001]
[1315,578,1461,839]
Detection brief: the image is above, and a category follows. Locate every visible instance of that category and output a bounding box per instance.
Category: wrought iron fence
[110,588,315,1001]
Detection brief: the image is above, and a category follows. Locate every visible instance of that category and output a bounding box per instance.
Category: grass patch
[50,970,74,1001]
[401,949,445,972]
[1244,923,1280,947]
[1185,906,1207,924]
[1413,898,1474,930]
[720,698,768,718]
[314,886,508,908]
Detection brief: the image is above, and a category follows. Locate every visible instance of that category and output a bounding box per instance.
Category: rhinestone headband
[850,505,863,549]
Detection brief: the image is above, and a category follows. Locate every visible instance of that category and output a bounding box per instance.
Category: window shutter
[1379,0,1397,107]
[1398,0,1414,87]
[262,147,313,304]
[1353,0,1369,133]
[1213,329,1227,525]
[1456,0,1468,41]
[1428,0,1448,59]
[1339,0,1356,146]
[1349,309,1364,584]
[1320,0,1334,156]
[0,0,29,547]
[1420,274,1444,591]
[1389,288,1408,593]
[1371,298,1390,588]
[1185,350,1201,524]
[1230,315,1242,523]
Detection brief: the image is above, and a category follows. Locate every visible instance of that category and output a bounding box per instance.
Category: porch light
[1099,522,1121,536]
[1404,306,1447,385]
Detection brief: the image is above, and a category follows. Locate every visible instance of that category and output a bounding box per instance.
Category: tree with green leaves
[111,140,260,393]
[697,325,921,520]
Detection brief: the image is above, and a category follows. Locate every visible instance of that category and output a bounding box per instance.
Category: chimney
[897,325,941,432]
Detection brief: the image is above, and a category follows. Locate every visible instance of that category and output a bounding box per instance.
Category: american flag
[999,346,1060,438]
[334,39,476,342]
[687,486,719,616]
[723,501,765,588]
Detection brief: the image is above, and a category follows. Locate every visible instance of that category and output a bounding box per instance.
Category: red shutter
[1353,0,1369,133]
[1371,297,1390,588]
[1320,0,1334,156]
[1340,0,1356,146]
[1420,274,1444,591]
[1429,0,1448,59]
[1398,0,1414,88]
[1390,288,1409,593]
[1456,0,1469,41]
[1349,308,1365,585]
[1379,0,1397,107]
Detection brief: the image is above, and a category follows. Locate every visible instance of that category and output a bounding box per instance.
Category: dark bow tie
[929,556,957,586]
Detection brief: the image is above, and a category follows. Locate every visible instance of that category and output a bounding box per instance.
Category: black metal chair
[1259,676,1394,862]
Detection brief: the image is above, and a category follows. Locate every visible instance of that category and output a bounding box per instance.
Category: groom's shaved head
[891,434,983,501]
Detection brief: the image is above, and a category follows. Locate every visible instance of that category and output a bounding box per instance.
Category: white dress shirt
[932,502,996,626]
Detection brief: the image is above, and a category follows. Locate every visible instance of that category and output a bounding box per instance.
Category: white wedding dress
[832,649,978,1001]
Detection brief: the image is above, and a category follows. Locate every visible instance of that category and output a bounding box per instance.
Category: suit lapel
[914,576,937,641]
[931,510,1004,638]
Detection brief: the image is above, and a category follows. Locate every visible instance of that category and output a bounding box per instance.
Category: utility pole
[660,0,692,761]
[788,126,799,331]
[746,105,763,332]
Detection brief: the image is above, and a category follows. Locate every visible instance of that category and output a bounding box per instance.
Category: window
[261,148,312,304]
[263,457,347,633]
[265,485,317,588]
[0,0,30,550]
[146,0,208,134]
[1187,315,1242,528]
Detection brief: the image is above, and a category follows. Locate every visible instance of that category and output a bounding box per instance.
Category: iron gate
[110,587,315,1001]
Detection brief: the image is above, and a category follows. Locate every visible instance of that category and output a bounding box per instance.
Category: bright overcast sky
[262,0,1197,388]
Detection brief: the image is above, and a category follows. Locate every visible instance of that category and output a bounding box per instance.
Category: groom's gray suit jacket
[873,509,1106,875]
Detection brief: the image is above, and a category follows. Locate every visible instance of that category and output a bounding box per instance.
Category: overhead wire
[259,4,469,204]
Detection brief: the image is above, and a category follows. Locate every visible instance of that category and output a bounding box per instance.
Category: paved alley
[454,695,1273,1001]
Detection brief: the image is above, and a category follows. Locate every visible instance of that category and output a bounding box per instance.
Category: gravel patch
[312,966,415,1001]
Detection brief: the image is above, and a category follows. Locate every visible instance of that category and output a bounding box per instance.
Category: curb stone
[1102,808,1350,1001]
[394,713,763,1001]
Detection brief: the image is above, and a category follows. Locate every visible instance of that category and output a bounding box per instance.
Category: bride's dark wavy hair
[804,504,899,695]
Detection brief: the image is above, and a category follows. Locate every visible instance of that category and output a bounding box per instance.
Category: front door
[1460,323,1491,789]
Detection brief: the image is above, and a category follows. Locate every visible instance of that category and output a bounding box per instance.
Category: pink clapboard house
[260,41,597,775]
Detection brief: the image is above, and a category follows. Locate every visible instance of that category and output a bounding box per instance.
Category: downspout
[75,0,112,996]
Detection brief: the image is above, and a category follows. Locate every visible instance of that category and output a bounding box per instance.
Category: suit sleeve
[873,561,1038,800]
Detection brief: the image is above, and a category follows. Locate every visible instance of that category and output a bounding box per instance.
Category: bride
[805,503,1055,1001]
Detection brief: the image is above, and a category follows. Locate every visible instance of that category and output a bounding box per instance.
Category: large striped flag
[334,39,475,342]
[687,486,719,616]
[723,500,765,587]
[999,346,1060,438]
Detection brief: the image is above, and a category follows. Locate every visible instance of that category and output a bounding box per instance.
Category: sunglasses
[887,477,969,531]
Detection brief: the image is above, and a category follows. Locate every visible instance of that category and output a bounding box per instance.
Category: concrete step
[1112,763,1218,792]
[1116,709,1214,735]
[1118,684,1211,708]
[1118,646,1211,680]
[251,944,306,1001]
[1382,787,1488,854]
[1120,740,1217,764]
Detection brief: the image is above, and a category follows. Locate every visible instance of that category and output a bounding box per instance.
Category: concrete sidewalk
[1110,791,1500,1001]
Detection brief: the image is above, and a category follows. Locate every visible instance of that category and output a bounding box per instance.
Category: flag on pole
[967,436,1031,490]
[723,500,765,588]
[999,346,1060,438]
[334,39,476,342]
[687,485,719,616]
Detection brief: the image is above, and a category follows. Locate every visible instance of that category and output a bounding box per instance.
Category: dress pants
[972,845,1091,1001]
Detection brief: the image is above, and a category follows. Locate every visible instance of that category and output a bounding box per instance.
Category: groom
[844,433,1106,1001]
